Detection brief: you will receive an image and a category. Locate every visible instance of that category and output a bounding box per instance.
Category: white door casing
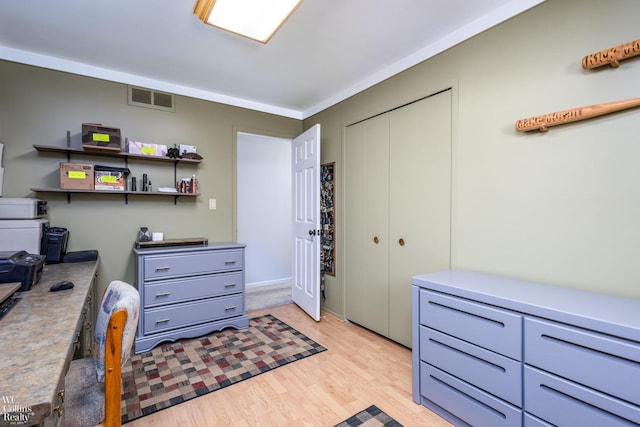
[292,124,321,321]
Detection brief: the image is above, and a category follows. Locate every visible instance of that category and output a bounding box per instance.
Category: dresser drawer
[143,294,244,334]
[420,325,522,407]
[420,289,522,360]
[143,249,243,280]
[524,366,640,426]
[524,413,553,427]
[420,362,522,427]
[143,272,243,308]
[525,318,640,406]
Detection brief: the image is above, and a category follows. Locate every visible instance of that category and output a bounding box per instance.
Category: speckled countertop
[0,260,98,426]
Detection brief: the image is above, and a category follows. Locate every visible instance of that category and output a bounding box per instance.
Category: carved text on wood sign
[516,97,640,132]
[582,38,640,69]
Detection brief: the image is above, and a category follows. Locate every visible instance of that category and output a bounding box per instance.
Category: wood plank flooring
[125,303,452,426]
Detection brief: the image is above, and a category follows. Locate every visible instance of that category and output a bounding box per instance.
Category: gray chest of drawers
[412,269,640,427]
[133,243,248,353]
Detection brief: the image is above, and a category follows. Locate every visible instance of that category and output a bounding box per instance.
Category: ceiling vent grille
[128,86,175,112]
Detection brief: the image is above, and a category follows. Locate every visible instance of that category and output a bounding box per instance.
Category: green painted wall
[308,0,640,316]
[0,62,302,297]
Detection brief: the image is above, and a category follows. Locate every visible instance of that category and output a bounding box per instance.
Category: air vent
[128,86,175,112]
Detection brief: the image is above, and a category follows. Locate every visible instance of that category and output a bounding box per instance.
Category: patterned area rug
[334,405,403,427]
[120,314,327,423]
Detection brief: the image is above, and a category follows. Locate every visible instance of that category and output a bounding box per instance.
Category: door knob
[309,229,316,236]
[373,236,379,244]
[399,238,405,246]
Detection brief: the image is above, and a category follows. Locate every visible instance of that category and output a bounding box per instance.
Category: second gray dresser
[133,243,248,353]
[412,269,640,427]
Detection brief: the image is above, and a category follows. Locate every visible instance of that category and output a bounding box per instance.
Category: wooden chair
[65,280,140,427]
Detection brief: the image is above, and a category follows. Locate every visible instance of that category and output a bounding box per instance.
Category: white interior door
[292,124,321,321]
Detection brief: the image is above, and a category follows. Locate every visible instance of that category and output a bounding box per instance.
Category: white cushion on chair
[94,280,140,382]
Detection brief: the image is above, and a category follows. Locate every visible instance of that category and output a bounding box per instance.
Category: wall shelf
[30,187,199,204]
[33,144,202,165]
[32,135,201,204]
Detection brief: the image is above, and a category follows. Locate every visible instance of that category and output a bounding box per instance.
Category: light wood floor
[126,303,452,426]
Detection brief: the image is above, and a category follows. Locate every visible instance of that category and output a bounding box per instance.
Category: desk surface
[0,260,98,426]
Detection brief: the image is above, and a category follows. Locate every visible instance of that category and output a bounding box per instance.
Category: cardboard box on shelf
[82,123,122,152]
[60,162,94,190]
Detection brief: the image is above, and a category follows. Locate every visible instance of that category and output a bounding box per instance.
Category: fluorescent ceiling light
[194,0,302,44]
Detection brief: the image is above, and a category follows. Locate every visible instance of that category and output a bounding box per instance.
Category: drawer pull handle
[225,306,237,311]
[224,260,237,265]
[155,266,171,271]
[155,292,171,297]
[225,283,237,288]
[155,318,171,324]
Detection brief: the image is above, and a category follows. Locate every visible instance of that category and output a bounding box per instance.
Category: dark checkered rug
[120,314,327,423]
[334,405,403,427]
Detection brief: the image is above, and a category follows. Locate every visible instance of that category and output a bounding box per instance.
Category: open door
[291,124,321,321]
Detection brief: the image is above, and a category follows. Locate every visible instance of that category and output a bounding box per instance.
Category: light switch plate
[209,198,216,210]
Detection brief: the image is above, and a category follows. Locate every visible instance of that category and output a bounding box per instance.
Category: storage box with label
[126,141,168,157]
[60,162,94,190]
[82,123,122,152]
[94,165,130,191]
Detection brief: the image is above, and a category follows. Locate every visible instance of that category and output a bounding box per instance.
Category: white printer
[0,198,49,254]
[0,198,47,219]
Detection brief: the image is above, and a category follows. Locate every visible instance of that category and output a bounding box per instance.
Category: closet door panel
[344,114,390,336]
[389,90,452,347]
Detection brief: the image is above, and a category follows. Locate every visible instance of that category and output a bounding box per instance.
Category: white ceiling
[0,0,544,119]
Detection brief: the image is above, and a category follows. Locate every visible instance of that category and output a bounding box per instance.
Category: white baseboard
[246,278,292,289]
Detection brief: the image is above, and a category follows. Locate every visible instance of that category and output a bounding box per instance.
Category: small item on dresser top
[137,227,152,242]
[135,237,208,248]
[152,232,163,241]
[50,280,74,292]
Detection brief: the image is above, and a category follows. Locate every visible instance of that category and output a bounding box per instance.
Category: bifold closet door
[388,90,452,347]
[344,89,452,347]
[344,113,390,337]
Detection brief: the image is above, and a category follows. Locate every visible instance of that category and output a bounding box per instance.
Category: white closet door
[389,90,452,347]
[344,114,390,336]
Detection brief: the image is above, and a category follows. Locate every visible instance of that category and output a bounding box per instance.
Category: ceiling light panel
[194,0,302,43]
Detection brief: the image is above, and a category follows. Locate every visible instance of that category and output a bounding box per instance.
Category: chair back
[95,280,140,426]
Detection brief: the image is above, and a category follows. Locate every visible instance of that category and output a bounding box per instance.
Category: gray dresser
[134,243,248,353]
[412,269,640,427]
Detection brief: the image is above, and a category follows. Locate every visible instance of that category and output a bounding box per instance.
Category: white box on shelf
[179,144,197,154]
[127,141,168,157]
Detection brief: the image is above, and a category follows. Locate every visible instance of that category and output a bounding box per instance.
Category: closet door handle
[399,238,405,246]
[373,236,379,244]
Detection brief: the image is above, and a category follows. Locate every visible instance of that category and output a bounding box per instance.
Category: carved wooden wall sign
[515,97,640,132]
[582,38,640,69]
